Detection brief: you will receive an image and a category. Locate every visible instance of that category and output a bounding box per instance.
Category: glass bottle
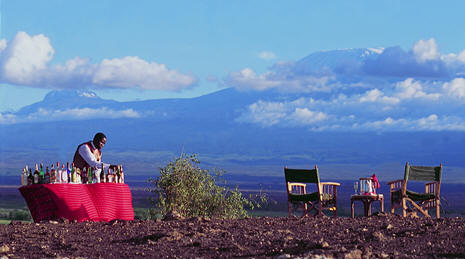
[39,164,45,184]
[50,164,56,184]
[27,168,34,185]
[33,164,40,184]
[44,166,50,184]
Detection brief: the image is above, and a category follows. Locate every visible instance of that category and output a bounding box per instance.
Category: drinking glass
[353,181,359,194]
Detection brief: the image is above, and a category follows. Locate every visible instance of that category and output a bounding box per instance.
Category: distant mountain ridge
[2,48,465,182]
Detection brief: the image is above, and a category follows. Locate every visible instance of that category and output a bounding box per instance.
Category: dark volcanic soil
[0,214,464,258]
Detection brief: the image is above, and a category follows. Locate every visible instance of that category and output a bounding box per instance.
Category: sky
[1,0,465,131]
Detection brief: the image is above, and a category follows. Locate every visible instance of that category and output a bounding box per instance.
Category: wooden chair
[284,166,340,217]
[387,162,442,218]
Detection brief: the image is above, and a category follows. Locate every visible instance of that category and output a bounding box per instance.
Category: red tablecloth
[19,183,134,222]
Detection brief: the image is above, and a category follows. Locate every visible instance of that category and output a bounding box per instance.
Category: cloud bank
[230,39,465,131]
[0,107,140,125]
[0,32,197,90]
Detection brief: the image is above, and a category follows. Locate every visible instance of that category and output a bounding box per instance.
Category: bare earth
[0,213,464,258]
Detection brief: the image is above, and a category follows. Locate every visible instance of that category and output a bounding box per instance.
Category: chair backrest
[284,167,320,184]
[404,163,442,182]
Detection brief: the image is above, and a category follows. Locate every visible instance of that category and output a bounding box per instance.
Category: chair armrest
[387,179,404,193]
[387,179,403,185]
[288,183,306,194]
[425,181,440,195]
[320,182,340,187]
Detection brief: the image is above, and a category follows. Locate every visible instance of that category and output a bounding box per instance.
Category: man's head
[93,132,107,150]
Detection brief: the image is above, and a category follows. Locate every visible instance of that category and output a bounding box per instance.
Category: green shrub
[148,154,265,219]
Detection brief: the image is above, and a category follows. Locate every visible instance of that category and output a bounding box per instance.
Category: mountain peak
[295,47,384,74]
[44,90,100,101]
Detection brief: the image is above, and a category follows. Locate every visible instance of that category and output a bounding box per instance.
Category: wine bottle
[50,164,56,184]
[44,166,50,184]
[107,168,112,183]
[94,166,100,184]
[100,165,105,183]
[21,167,26,186]
[27,168,33,185]
[120,165,124,184]
[56,162,61,184]
[71,163,75,184]
[33,164,40,184]
[82,167,87,184]
[62,164,68,183]
[66,162,71,183]
[39,164,45,184]
[115,165,120,183]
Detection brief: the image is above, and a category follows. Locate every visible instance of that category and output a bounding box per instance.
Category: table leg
[381,197,384,213]
[351,199,354,218]
[363,200,368,217]
[367,200,372,216]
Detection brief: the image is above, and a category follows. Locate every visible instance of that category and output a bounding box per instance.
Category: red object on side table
[19,183,135,222]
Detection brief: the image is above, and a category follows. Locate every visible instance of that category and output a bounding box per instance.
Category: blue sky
[1,0,465,132]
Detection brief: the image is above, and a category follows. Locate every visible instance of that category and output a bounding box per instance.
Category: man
[73,132,119,172]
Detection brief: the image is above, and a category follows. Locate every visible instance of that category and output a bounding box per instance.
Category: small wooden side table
[351,194,384,218]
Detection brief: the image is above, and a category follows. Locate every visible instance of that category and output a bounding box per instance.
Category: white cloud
[258,51,276,60]
[0,112,17,124]
[93,56,196,90]
[413,38,440,63]
[227,38,465,93]
[236,100,287,126]
[359,89,400,104]
[226,68,281,91]
[236,75,465,131]
[30,107,140,120]
[443,78,465,99]
[0,32,54,85]
[225,67,335,92]
[360,89,382,102]
[394,78,440,100]
[0,32,197,90]
[0,107,140,124]
[289,108,328,125]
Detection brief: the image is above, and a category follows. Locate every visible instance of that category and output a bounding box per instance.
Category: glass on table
[353,181,359,194]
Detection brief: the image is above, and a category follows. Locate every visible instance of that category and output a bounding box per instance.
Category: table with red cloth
[19,183,134,222]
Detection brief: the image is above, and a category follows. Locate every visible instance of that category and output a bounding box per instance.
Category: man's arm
[78,144,111,170]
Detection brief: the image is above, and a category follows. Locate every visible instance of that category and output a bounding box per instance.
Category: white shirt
[78,141,110,171]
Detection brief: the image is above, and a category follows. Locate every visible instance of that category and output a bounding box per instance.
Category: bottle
[21,167,26,186]
[87,167,92,184]
[66,162,71,183]
[70,163,75,184]
[44,166,50,184]
[39,164,45,184]
[120,165,124,184]
[115,166,121,183]
[75,168,81,184]
[61,164,68,183]
[107,168,112,183]
[100,166,105,183]
[27,168,33,185]
[56,162,61,184]
[94,166,100,183]
[33,164,40,184]
[50,164,56,184]
[82,167,87,184]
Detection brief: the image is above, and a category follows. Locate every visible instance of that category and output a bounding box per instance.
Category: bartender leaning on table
[73,132,119,171]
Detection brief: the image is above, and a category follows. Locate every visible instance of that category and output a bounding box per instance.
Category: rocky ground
[0,213,464,258]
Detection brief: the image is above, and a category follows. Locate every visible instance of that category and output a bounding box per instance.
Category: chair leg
[436,200,440,218]
[288,201,292,217]
[402,198,407,217]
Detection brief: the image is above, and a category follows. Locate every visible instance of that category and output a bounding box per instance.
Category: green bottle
[39,164,45,184]
[88,167,93,184]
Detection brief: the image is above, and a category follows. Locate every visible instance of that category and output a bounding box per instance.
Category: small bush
[148,154,264,219]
